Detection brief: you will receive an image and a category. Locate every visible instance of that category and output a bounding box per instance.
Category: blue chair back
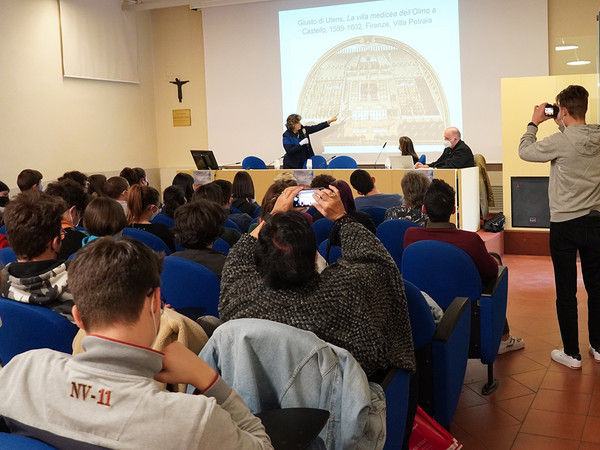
[122,228,171,255]
[253,206,262,219]
[0,298,78,365]
[161,256,221,317]
[242,156,268,170]
[418,154,426,164]
[376,219,421,270]
[229,206,243,214]
[0,433,56,449]
[362,207,387,227]
[224,218,242,233]
[212,237,230,256]
[318,239,342,264]
[0,247,17,267]
[151,212,175,228]
[327,156,358,169]
[311,218,334,245]
[302,155,327,169]
[383,369,411,450]
[0,224,5,235]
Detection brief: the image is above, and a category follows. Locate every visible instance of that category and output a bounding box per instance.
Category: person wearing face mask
[415,126,475,169]
[45,179,89,260]
[282,113,338,169]
[519,85,600,370]
[0,237,273,449]
[0,190,74,322]
[0,181,10,233]
[126,184,176,252]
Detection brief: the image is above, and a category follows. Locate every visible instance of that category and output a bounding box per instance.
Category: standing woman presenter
[282,113,338,169]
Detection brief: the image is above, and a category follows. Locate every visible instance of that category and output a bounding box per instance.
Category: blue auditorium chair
[122,228,171,255]
[161,256,221,317]
[362,206,387,227]
[403,280,470,428]
[0,433,57,449]
[0,247,17,267]
[318,239,342,264]
[302,155,327,169]
[402,240,508,395]
[327,156,358,169]
[0,298,78,365]
[224,218,242,233]
[150,212,175,228]
[212,237,230,256]
[242,156,268,170]
[312,218,334,245]
[376,219,421,270]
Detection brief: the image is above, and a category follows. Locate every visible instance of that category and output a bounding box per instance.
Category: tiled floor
[450,254,600,449]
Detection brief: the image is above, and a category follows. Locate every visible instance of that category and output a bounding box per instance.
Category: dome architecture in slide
[298,35,450,147]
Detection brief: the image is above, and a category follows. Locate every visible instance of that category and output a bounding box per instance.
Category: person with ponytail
[126,184,176,252]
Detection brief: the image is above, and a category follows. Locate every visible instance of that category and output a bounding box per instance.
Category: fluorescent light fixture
[555,44,578,51]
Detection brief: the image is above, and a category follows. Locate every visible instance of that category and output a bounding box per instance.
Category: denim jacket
[198,319,386,450]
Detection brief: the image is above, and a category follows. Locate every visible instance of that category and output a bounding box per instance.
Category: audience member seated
[399,136,419,164]
[404,179,524,354]
[120,166,148,187]
[194,183,241,247]
[309,174,335,189]
[16,169,43,192]
[350,169,403,210]
[231,171,259,216]
[163,185,186,219]
[219,185,415,376]
[273,171,298,186]
[0,237,272,449]
[171,199,228,277]
[0,180,9,226]
[127,184,176,252]
[58,171,89,194]
[103,176,129,214]
[312,180,376,234]
[87,174,106,197]
[0,190,73,321]
[214,179,252,232]
[45,179,89,260]
[172,172,195,203]
[81,197,128,245]
[385,170,431,226]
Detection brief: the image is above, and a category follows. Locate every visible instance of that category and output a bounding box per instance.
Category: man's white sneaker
[589,345,600,362]
[551,349,582,369]
[497,335,525,354]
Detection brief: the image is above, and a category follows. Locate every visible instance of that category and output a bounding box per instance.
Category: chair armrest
[368,367,398,389]
[481,265,507,297]
[433,296,469,342]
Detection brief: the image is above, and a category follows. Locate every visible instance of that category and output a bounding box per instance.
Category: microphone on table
[374,142,387,166]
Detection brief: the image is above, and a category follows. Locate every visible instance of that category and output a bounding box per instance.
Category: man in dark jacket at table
[415,127,474,169]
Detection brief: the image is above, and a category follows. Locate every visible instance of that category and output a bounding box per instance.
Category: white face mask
[443,140,452,148]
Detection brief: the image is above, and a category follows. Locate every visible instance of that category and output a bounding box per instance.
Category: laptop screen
[190,150,219,170]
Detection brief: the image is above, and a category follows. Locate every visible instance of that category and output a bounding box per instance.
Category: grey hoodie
[519,123,600,222]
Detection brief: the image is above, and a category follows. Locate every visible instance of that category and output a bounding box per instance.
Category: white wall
[0,0,158,190]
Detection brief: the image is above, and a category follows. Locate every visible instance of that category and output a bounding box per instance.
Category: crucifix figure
[170,78,189,103]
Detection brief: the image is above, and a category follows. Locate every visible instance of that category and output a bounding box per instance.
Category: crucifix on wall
[170,78,189,103]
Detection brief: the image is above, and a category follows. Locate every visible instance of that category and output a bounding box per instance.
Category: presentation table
[183,167,480,231]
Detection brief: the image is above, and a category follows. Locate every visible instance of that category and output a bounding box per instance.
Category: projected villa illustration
[297,35,450,147]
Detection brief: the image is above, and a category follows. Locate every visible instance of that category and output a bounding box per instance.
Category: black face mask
[0,197,8,207]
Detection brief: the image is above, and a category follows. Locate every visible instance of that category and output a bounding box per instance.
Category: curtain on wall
[59,0,139,83]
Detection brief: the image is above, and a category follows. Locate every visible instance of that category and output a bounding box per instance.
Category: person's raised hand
[313,185,346,221]
[531,102,551,126]
[271,185,305,215]
[328,114,339,124]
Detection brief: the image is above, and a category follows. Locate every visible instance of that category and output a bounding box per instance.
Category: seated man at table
[349,169,403,211]
[1,190,74,321]
[415,127,474,169]
[0,237,272,449]
[404,179,524,354]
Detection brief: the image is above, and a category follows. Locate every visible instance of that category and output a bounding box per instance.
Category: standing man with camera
[519,85,600,369]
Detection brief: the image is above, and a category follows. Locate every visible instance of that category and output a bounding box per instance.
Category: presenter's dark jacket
[282,121,330,169]
[429,140,475,169]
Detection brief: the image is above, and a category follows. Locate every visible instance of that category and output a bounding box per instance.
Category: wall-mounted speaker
[511,177,550,228]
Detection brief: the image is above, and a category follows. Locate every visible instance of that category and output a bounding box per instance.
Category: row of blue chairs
[242,154,427,170]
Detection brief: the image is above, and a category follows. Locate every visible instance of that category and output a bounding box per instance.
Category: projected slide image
[280,0,461,155]
[297,35,449,147]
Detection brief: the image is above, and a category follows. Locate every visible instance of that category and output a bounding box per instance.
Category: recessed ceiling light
[566,60,591,65]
